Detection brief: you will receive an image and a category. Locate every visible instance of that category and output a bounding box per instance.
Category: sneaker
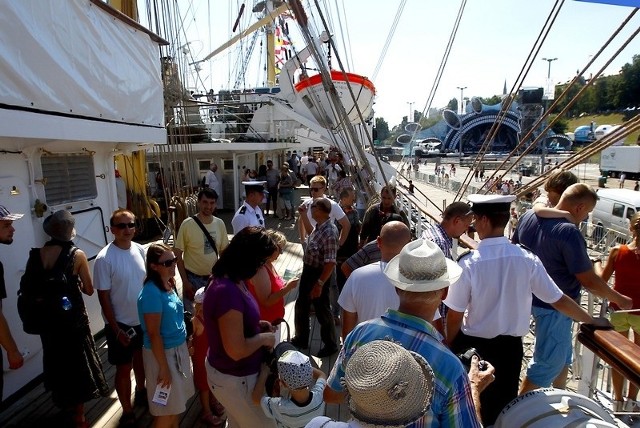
[201,412,226,427]
[613,400,624,412]
[134,388,148,408]
[290,336,308,349]
[316,346,339,358]
[623,399,639,412]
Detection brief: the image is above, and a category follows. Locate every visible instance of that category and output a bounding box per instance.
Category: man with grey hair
[338,221,411,339]
[324,240,494,427]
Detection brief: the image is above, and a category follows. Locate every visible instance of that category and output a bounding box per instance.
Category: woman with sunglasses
[204,227,278,427]
[138,243,194,427]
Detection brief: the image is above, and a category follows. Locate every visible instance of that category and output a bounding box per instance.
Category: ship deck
[1,169,639,427]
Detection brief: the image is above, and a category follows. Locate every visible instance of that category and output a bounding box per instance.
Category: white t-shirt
[93,242,147,326]
[303,197,346,228]
[444,236,563,338]
[261,378,327,428]
[305,162,318,176]
[306,417,359,428]
[338,262,398,323]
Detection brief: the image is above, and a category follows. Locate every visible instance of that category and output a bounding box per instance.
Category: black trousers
[451,331,523,426]
[266,187,278,213]
[294,264,337,349]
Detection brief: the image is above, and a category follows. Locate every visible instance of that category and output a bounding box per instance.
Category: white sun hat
[384,239,462,292]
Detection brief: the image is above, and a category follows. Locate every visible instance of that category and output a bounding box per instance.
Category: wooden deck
[0,196,348,427]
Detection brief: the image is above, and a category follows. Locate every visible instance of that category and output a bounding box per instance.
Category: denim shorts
[526,306,573,387]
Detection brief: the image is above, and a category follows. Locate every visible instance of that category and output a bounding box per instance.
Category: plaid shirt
[328,309,481,428]
[304,218,338,268]
[421,223,453,260]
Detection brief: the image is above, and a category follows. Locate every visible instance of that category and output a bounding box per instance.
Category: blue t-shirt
[513,211,592,309]
[138,281,186,349]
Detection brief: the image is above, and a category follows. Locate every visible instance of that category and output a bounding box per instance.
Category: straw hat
[43,210,76,242]
[344,340,434,426]
[277,350,313,390]
[384,239,462,292]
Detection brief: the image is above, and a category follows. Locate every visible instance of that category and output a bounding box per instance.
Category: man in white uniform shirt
[94,209,147,423]
[231,181,266,234]
[338,221,411,340]
[444,194,607,426]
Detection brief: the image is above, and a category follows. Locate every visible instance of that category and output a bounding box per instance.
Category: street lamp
[407,101,414,123]
[540,57,557,172]
[456,86,467,114]
[541,57,557,78]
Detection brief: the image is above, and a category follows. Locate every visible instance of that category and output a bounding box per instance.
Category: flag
[274,18,291,76]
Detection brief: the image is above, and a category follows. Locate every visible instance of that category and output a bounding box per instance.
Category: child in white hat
[252,350,327,427]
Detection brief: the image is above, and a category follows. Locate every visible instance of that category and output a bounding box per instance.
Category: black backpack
[17,246,79,335]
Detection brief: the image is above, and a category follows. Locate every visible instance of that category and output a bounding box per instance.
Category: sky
[138,0,640,126]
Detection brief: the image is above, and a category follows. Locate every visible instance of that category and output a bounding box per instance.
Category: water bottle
[61,296,72,311]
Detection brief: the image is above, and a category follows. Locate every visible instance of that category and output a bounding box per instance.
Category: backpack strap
[191,215,219,257]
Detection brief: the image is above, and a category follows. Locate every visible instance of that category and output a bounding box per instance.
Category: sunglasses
[310,187,323,192]
[113,222,136,230]
[156,257,177,267]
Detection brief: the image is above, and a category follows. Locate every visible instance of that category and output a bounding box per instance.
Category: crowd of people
[1,148,639,428]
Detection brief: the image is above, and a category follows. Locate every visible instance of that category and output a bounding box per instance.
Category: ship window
[41,153,97,205]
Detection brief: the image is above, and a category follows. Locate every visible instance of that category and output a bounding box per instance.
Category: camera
[126,327,137,339]
[457,348,488,371]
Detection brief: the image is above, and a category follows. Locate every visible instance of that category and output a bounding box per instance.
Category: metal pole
[407,101,414,122]
[540,58,557,173]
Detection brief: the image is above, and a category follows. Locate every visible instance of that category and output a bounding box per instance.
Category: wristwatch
[316,279,325,286]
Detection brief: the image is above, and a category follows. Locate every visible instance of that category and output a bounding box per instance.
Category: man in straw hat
[308,340,435,427]
[324,239,494,427]
[445,193,611,425]
[0,205,24,399]
[513,183,632,395]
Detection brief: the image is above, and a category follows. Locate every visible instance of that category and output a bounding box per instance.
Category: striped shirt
[421,223,453,260]
[327,310,481,428]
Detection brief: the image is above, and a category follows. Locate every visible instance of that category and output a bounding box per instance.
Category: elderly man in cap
[445,193,610,425]
[325,239,494,427]
[513,183,632,395]
[232,181,266,234]
[0,205,24,399]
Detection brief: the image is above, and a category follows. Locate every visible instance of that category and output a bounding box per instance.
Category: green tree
[446,97,458,112]
[374,117,390,141]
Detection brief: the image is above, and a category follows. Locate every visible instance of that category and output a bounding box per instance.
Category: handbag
[190,215,218,257]
[264,318,297,397]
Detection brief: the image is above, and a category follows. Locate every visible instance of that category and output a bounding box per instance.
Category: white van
[591,189,640,242]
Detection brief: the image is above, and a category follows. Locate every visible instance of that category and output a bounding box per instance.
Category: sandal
[118,412,136,427]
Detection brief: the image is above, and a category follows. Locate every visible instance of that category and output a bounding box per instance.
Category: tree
[446,97,458,112]
[374,117,390,141]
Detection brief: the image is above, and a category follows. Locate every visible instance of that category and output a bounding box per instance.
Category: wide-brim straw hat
[43,210,76,242]
[384,239,462,292]
[344,340,435,426]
